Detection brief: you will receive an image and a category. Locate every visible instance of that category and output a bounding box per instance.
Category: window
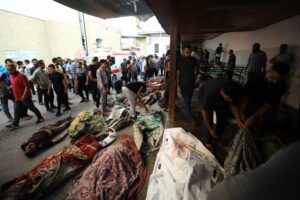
[96,38,104,48]
[155,44,159,54]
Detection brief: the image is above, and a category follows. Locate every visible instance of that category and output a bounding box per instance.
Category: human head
[76,60,83,68]
[220,81,244,104]
[99,59,106,68]
[123,58,126,62]
[5,59,13,65]
[107,55,112,62]
[47,64,55,73]
[52,57,58,65]
[219,43,222,47]
[16,61,24,68]
[6,63,17,74]
[92,57,98,64]
[265,63,289,84]
[36,60,45,69]
[279,44,288,54]
[25,143,37,157]
[32,58,38,65]
[24,59,30,65]
[182,44,192,58]
[229,49,234,55]
[166,50,170,59]
[253,43,260,53]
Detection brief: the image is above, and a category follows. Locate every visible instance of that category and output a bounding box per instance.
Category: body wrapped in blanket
[67,135,147,200]
[1,134,104,200]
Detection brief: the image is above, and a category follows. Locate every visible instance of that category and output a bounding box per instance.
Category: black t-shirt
[126,82,146,94]
[114,80,123,92]
[88,64,99,80]
[216,47,223,55]
[176,56,198,87]
[244,73,286,116]
[198,78,229,111]
[48,71,65,92]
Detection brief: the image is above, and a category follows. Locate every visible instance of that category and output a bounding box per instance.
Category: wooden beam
[168,0,178,122]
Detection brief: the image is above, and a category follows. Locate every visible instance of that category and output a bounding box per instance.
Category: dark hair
[99,59,106,65]
[48,64,55,69]
[166,50,170,56]
[280,44,288,48]
[24,59,30,64]
[32,58,38,62]
[16,61,23,65]
[219,43,222,46]
[36,60,44,67]
[5,59,13,64]
[254,43,260,47]
[272,63,290,76]
[222,81,244,104]
[52,58,57,63]
[92,57,98,62]
[57,57,62,60]
[182,44,191,50]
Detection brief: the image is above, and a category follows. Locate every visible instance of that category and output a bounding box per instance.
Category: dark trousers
[91,81,100,107]
[181,86,198,123]
[160,67,164,76]
[55,90,69,112]
[202,107,228,144]
[13,100,43,125]
[40,88,54,110]
[78,82,89,100]
[37,86,43,103]
[0,95,14,120]
[215,56,221,65]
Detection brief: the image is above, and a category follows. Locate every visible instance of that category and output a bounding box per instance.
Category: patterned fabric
[106,105,132,131]
[68,109,104,141]
[1,135,101,200]
[134,111,164,154]
[67,135,147,200]
[224,128,262,177]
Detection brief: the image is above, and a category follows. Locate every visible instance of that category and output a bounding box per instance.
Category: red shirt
[10,72,32,101]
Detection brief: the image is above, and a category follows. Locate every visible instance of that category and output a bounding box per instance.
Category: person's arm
[269,56,276,64]
[230,104,245,128]
[62,76,68,93]
[88,70,94,81]
[177,70,181,93]
[245,56,250,72]
[47,80,52,95]
[263,53,267,73]
[200,109,219,140]
[51,130,68,144]
[245,103,272,126]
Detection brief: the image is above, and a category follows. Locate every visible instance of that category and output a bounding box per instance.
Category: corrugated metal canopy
[55,0,300,42]
[54,0,153,21]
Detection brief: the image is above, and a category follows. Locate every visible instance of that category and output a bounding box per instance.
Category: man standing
[88,57,100,107]
[227,50,236,80]
[30,60,55,112]
[121,58,128,83]
[246,43,267,82]
[215,43,224,65]
[177,45,199,122]
[97,60,109,114]
[0,71,13,122]
[5,64,44,129]
[48,64,70,117]
[269,44,293,66]
[204,49,210,65]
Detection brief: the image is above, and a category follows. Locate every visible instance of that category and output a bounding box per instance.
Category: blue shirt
[0,65,10,84]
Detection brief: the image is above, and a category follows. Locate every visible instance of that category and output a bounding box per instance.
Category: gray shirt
[97,68,108,90]
[272,52,293,65]
[247,50,267,72]
[30,67,49,89]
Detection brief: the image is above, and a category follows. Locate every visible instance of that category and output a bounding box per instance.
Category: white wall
[200,15,300,128]
[146,35,170,56]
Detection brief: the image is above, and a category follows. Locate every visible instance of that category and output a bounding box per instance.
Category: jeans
[201,107,228,144]
[13,99,43,125]
[122,87,136,117]
[0,95,14,120]
[180,86,194,118]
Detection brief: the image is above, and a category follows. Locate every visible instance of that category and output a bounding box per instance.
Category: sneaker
[5,124,19,129]
[47,109,54,113]
[80,99,85,103]
[63,107,71,112]
[56,112,61,117]
[7,118,13,123]
[36,118,45,124]
[39,102,44,106]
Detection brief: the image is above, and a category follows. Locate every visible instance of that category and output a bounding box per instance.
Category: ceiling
[55,0,300,42]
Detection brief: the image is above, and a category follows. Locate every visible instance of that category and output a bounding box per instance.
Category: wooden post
[168,0,178,122]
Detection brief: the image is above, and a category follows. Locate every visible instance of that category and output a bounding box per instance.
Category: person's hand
[237,121,245,129]
[245,116,256,127]
[47,90,50,96]
[64,90,68,94]
[102,89,107,95]
[21,95,26,101]
[209,128,219,140]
